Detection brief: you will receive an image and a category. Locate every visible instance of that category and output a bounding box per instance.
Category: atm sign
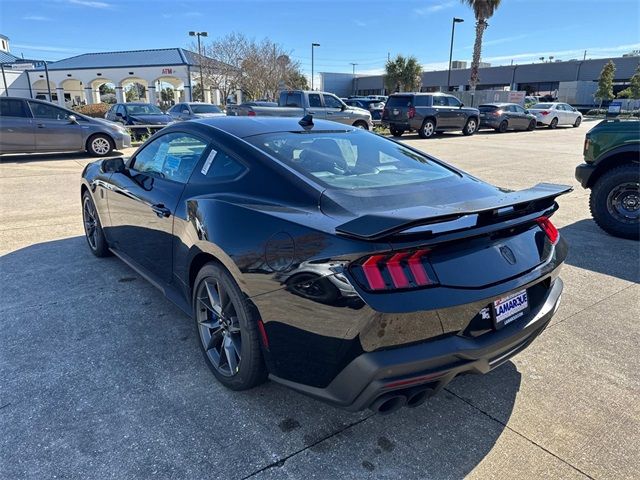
[162,68,174,75]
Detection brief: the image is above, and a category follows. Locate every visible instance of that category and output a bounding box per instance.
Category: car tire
[589,164,640,240]
[527,119,536,131]
[390,127,405,137]
[462,117,478,136]
[549,117,558,129]
[496,120,508,133]
[193,262,268,390]
[353,120,369,130]
[573,116,582,127]
[82,191,110,257]
[87,134,114,157]
[418,119,436,139]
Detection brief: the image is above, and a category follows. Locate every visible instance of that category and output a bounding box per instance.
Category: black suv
[382,93,480,138]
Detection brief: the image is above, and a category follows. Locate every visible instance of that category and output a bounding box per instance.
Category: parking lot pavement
[1,123,638,479]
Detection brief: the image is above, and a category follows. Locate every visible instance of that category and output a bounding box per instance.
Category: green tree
[99,83,115,95]
[617,65,640,99]
[384,55,422,93]
[125,82,146,102]
[595,60,616,105]
[461,0,502,90]
[160,87,175,102]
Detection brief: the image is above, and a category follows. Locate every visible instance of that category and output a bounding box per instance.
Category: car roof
[190,116,354,139]
[479,102,516,107]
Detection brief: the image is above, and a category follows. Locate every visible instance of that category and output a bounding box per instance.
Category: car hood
[129,114,172,124]
[193,113,226,118]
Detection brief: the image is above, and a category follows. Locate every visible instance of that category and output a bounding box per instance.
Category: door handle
[151,204,171,218]
[36,123,46,128]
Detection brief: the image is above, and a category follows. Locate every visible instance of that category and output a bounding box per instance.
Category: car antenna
[298,114,314,128]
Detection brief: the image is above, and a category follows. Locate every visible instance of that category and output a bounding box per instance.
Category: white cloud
[414,1,456,15]
[483,43,640,64]
[68,0,111,8]
[23,15,52,21]
[12,43,86,53]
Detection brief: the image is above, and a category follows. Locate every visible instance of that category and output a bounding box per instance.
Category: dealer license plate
[493,289,528,329]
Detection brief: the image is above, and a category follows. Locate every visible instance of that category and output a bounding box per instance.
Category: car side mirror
[459,103,464,108]
[100,157,126,174]
[340,103,346,111]
[525,109,530,114]
[68,115,78,124]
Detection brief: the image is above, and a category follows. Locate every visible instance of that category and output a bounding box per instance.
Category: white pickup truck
[228,90,373,130]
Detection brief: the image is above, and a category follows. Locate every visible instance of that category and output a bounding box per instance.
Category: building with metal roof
[1,41,229,107]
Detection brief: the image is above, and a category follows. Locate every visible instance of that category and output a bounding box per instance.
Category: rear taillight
[584,136,591,154]
[536,217,559,244]
[352,248,439,291]
[494,109,503,116]
[248,110,256,117]
[540,111,549,116]
[408,106,416,119]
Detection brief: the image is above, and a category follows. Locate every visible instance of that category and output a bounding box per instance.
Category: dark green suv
[575,119,639,240]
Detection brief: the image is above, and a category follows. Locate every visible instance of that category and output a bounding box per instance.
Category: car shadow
[1,236,520,478]
[0,150,129,164]
[559,219,640,283]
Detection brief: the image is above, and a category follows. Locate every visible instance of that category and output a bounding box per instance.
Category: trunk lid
[384,95,413,122]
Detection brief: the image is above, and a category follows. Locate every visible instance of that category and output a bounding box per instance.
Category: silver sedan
[0,97,130,156]
[528,102,583,128]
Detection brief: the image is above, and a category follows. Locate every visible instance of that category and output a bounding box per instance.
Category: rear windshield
[191,104,222,114]
[385,96,413,108]
[245,129,455,189]
[478,105,499,112]
[531,103,553,109]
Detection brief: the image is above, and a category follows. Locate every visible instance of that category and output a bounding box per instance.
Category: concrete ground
[1,120,638,479]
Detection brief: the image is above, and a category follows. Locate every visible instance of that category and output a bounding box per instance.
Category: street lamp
[350,62,358,95]
[189,31,208,102]
[311,43,320,90]
[447,17,464,91]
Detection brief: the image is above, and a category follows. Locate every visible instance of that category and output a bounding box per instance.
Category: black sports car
[81,116,570,414]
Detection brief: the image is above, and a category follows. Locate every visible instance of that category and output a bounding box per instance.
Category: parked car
[0,96,130,156]
[230,90,372,130]
[343,98,385,125]
[382,93,480,138]
[81,115,569,414]
[105,103,173,126]
[528,102,582,128]
[226,101,278,116]
[575,119,639,240]
[478,103,537,132]
[367,95,388,102]
[167,102,225,121]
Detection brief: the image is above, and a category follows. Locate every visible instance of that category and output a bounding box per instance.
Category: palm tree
[462,0,501,90]
[385,55,423,93]
[403,56,423,92]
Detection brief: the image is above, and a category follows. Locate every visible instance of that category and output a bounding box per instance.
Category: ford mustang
[81,116,570,414]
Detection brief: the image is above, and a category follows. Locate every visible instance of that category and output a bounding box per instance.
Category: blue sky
[2,0,639,78]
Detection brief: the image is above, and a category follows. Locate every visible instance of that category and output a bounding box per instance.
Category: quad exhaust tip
[370,386,435,415]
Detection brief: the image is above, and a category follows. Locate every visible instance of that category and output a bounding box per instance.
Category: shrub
[73,103,111,118]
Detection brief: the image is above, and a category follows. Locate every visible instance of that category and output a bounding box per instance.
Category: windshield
[531,103,553,109]
[245,130,455,190]
[126,104,164,115]
[191,104,222,114]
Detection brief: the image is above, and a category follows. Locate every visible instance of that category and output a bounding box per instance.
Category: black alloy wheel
[194,263,267,389]
[527,119,537,131]
[589,164,640,240]
[497,120,508,133]
[82,192,110,257]
[390,127,404,137]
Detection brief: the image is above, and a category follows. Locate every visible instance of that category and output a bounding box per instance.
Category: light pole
[189,31,208,102]
[350,62,358,95]
[447,17,464,91]
[311,43,320,90]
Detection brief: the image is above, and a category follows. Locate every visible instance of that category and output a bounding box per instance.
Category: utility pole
[311,43,320,90]
[189,31,208,102]
[447,17,464,91]
[350,62,357,96]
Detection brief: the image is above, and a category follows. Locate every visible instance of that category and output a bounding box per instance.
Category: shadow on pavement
[559,219,640,283]
[1,236,520,479]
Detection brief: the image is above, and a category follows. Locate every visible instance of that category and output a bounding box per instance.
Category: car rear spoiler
[335,183,572,241]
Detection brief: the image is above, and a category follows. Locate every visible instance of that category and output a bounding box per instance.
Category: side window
[323,94,343,109]
[514,105,526,113]
[282,92,303,107]
[308,94,322,108]
[131,132,208,183]
[116,105,126,116]
[0,99,28,117]
[555,104,564,111]
[446,96,461,107]
[432,96,447,106]
[27,101,70,120]
[199,149,247,180]
[414,96,428,107]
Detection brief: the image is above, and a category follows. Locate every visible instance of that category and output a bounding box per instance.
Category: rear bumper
[479,118,501,129]
[270,277,563,411]
[575,163,596,188]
